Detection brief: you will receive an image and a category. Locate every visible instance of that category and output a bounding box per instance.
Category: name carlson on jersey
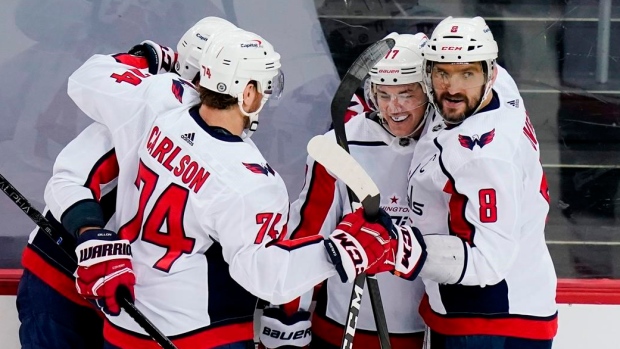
[146,126,211,194]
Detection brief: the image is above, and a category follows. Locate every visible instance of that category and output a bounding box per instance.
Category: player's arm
[67,40,176,136]
[420,157,521,287]
[43,122,135,316]
[44,123,118,237]
[209,182,393,306]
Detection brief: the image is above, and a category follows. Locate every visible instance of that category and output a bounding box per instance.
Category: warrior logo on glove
[78,241,132,263]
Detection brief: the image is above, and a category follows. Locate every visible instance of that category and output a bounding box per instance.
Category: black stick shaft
[330,39,395,349]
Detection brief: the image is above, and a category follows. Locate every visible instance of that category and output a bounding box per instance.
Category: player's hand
[390,225,427,280]
[324,208,395,283]
[128,40,177,75]
[74,229,135,316]
[259,307,311,348]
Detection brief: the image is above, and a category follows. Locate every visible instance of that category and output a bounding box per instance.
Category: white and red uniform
[61,53,339,348]
[288,112,426,349]
[407,66,558,339]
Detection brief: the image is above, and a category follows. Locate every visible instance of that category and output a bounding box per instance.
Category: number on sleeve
[118,161,196,272]
[478,188,497,223]
[254,213,282,244]
[110,68,149,86]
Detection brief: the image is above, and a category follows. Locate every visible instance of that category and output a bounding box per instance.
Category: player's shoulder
[211,140,286,197]
[144,73,200,109]
[441,106,525,168]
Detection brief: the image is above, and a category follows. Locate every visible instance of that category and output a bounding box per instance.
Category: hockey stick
[307,135,389,349]
[0,173,179,349]
[328,37,395,349]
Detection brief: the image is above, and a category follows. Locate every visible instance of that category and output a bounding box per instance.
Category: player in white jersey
[407,16,557,348]
[17,17,237,349]
[258,33,430,349]
[60,26,408,349]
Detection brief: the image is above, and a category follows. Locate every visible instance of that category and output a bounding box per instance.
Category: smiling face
[430,62,488,123]
[375,83,428,137]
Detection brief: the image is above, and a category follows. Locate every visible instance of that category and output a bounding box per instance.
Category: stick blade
[307,135,380,216]
[330,38,395,149]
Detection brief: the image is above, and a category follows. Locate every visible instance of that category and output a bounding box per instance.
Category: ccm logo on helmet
[379,69,399,74]
[441,46,463,51]
[240,40,262,48]
[262,327,311,340]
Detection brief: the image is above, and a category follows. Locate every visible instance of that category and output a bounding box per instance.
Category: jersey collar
[189,106,243,143]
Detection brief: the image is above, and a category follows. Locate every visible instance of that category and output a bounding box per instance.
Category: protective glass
[264,70,285,99]
[430,66,486,90]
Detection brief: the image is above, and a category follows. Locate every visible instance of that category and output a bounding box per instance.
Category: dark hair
[197,81,258,110]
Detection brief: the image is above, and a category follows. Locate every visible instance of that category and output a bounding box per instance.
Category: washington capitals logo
[243,162,275,176]
[171,79,194,103]
[458,129,496,150]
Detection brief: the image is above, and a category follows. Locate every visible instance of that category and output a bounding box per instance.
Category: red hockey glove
[325,208,395,283]
[128,40,177,75]
[259,307,312,348]
[75,229,135,316]
[391,225,427,280]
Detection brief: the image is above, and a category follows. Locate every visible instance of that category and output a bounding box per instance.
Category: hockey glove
[391,225,427,280]
[325,208,395,283]
[259,307,312,348]
[128,40,177,75]
[75,229,135,316]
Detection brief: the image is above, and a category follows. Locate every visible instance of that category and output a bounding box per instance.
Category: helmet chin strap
[237,93,269,139]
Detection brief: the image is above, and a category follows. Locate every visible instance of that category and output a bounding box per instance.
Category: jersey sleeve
[448,157,522,287]
[44,123,118,236]
[287,155,345,240]
[67,54,155,135]
[208,182,337,305]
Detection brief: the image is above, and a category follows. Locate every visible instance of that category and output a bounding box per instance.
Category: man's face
[375,83,428,137]
[431,62,486,123]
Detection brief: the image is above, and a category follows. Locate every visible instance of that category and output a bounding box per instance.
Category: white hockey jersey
[288,112,425,348]
[65,53,338,348]
[407,66,558,339]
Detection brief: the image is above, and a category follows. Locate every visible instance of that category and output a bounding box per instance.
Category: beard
[435,87,484,124]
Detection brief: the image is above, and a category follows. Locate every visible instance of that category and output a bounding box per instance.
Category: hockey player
[258,33,430,349]
[407,16,558,348]
[17,17,237,349]
[60,27,423,348]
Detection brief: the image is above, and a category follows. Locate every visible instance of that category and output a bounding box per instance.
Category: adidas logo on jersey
[181,133,195,146]
[507,99,520,108]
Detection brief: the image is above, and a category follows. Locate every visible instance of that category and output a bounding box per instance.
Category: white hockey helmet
[176,17,237,81]
[423,16,498,120]
[369,32,428,86]
[198,29,283,137]
[423,16,498,64]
